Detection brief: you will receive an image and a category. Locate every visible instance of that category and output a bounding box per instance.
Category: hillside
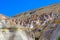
[9,3,60,40]
[0,3,60,40]
[13,3,60,19]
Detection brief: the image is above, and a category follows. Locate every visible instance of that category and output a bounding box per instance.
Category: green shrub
[58,36,60,40]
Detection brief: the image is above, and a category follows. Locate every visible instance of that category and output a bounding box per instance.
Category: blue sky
[0,0,60,17]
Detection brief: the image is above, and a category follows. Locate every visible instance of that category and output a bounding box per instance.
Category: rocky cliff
[0,3,60,40]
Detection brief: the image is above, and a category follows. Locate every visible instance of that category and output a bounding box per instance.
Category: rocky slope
[0,3,60,40]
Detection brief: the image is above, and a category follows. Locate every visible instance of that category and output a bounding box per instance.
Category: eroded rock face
[0,3,60,40]
[0,14,9,28]
[0,29,34,40]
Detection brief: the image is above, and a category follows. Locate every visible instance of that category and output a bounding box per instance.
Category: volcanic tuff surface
[0,3,60,40]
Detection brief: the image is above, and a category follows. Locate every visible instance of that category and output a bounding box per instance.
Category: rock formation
[0,3,60,40]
